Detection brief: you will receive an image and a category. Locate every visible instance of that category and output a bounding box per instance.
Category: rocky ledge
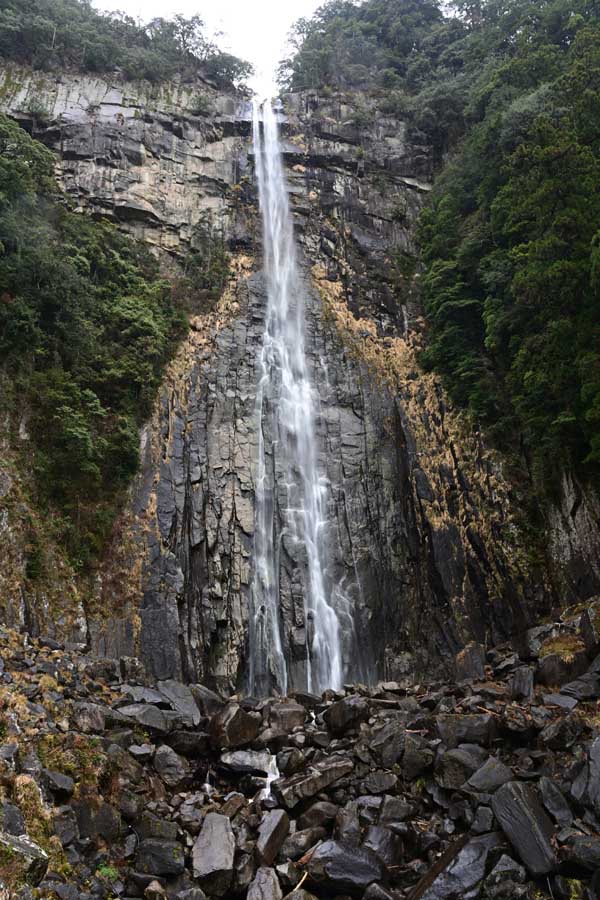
[3,601,600,899]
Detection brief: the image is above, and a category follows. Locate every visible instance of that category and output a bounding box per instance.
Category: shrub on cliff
[0,114,185,566]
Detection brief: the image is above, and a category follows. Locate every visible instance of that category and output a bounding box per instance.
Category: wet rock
[364,771,398,794]
[562,835,600,872]
[270,702,306,733]
[153,745,189,787]
[363,825,403,868]
[371,720,404,767]
[467,757,512,793]
[257,810,290,866]
[509,667,535,702]
[402,734,434,779]
[418,832,505,900]
[157,680,201,726]
[192,812,236,896]
[436,715,494,748]
[282,827,326,860]
[43,769,75,800]
[234,853,256,894]
[0,833,48,886]
[539,715,580,750]
[492,781,557,875]
[323,695,369,736]
[538,776,573,827]
[168,731,211,757]
[580,599,600,655]
[119,703,171,734]
[52,807,78,846]
[276,748,305,777]
[248,868,283,900]
[483,854,527,892]
[1,802,24,836]
[435,748,483,791]
[220,749,271,776]
[209,704,261,749]
[190,685,225,717]
[455,643,486,682]
[307,840,385,897]
[136,838,185,876]
[297,801,339,831]
[273,757,353,809]
[72,702,106,733]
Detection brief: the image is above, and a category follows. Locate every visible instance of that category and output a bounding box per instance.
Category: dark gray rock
[0,833,48,886]
[371,720,404,768]
[538,777,573,827]
[282,827,326,861]
[435,748,483,790]
[257,810,290,866]
[455,643,486,682]
[297,801,339,831]
[580,599,600,655]
[43,769,75,801]
[364,771,398,795]
[467,757,512,793]
[1,802,25,836]
[323,695,369,736]
[402,734,434,779]
[436,715,494,748]
[157,679,201,726]
[419,832,505,900]
[209,704,261,749]
[135,811,178,841]
[492,781,557,875]
[136,838,185,876]
[192,812,236,896]
[273,757,353,809]
[248,867,283,900]
[562,835,600,871]
[307,840,385,897]
[118,703,171,733]
[509,667,535,702]
[363,825,403,868]
[191,684,225,717]
[153,744,189,786]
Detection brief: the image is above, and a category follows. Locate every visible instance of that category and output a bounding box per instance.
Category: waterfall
[249,100,344,697]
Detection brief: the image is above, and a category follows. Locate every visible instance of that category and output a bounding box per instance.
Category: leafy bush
[0,114,185,565]
[0,1,253,88]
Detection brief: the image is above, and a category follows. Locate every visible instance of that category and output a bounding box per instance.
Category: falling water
[249,99,344,697]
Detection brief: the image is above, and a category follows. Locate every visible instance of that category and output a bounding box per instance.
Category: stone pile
[1,602,600,898]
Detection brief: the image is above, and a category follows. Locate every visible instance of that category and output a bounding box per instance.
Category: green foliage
[182,213,230,306]
[0,0,252,87]
[286,0,600,493]
[0,114,185,566]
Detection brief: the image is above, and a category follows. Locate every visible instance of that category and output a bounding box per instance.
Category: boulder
[509,667,535,702]
[248,867,283,900]
[492,781,557,876]
[270,702,306,733]
[435,715,494,748]
[273,758,353,810]
[136,838,185,876]
[157,679,201,726]
[418,832,505,900]
[455,642,486,682]
[434,748,483,791]
[580,598,600,655]
[282,827,326,860]
[538,776,573,827]
[323,695,369,736]
[257,810,290,866]
[118,703,171,734]
[467,757,512,793]
[562,835,600,872]
[297,801,339,831]
[307,840,385,897]
[371,720,404,768]
[209,704,261,749]
[0,833,48,887]
[153,745,189,787]
[43,769,75,800]
[192,813,236,896]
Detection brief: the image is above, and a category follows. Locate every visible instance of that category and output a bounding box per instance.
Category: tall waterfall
[249,100,344,697]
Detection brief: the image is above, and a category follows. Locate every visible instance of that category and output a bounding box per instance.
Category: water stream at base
[248,99,345,697]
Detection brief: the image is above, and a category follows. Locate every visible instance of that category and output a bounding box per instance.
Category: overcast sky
[93,0,324,97]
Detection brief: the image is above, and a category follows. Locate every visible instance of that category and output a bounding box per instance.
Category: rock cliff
[0,68,597,690]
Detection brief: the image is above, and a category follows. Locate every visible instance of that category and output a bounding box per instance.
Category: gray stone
[419,833,504,900]
[209,704,261,749]
[136,838,185,876]
[455,642,486,682]
[257,810,290,866]
[436,714,494,748]
[307,840,385,897]
[0,833,48,886]
[157,679,201,726]
[323,695,369,736]
[467,757,512,793]
[248,867,283,900]
[153,744,189,787]
[492,781,557,876]
[192,813,236,896]
[273,757,354,810]
[118,703,171,734]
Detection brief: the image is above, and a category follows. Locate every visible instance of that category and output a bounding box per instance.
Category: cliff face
[1,69,597,688]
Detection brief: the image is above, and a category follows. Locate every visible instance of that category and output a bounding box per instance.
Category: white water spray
[249,100,343,697]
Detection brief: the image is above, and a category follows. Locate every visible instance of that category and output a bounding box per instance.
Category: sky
[93,0,324,97]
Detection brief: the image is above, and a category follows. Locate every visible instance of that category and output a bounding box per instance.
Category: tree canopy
[283,0,600,492]
[0,0,253,86]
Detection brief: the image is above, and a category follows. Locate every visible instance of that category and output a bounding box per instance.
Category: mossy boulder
[0,832,48,890]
